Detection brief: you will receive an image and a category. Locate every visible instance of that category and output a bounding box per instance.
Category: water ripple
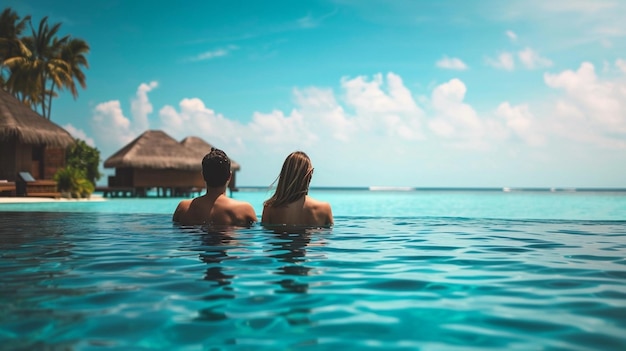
[1,212,625,350]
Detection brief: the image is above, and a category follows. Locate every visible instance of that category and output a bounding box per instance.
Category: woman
[262,151,333,227]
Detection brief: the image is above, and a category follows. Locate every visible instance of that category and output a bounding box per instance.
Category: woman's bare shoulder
[305,196,331,207]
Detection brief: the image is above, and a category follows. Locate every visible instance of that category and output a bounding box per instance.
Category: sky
[6,0,626,188]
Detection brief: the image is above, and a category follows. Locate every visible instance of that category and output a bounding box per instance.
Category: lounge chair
[0,180,16,196]
[16,172,61,199]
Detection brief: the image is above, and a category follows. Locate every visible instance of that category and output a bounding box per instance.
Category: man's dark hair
[202,148,231,187]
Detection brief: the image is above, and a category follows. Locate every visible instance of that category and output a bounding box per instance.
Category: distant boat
[369,186,415,191]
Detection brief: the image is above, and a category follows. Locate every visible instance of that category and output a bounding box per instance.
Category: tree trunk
[46,80,56,119]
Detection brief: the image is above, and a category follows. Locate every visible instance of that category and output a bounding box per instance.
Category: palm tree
[22,16,71,119]
[58,37,89,100]
[0,8,30,93]
[1,9,89,120]
[2,54,38,104]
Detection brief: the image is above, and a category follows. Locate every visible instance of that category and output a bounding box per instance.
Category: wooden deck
[96,186,205,198]
[26,192,61,199]
[21,180,61,199]
[96,186,143,198]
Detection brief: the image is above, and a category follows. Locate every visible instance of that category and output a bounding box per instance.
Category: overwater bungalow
[0,89,73,197]
[102,130,239,197]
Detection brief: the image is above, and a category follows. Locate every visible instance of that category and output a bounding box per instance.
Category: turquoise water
[1,190,626,350]
[2,189,626,220]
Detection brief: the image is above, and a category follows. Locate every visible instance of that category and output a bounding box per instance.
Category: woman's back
[263,151,333,227]
[262,196,333,227]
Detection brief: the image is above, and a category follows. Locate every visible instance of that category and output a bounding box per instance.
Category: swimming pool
[1,190,626,350]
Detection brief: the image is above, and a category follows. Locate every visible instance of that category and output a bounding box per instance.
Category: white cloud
[537,0,618,14]
[436,56,468,70]
[428,78,486,147]
[600,38,613,48]
[518,47,553,69]
[94,70,624,158]
[497,1,626,52]
[296,10,337,29]
[342,73,419,115]
[195,49,227,60]
[544,62,626,147]
[292,87,355,142]
[92,100,136,150]
[91,82,162,153]
[159,97,245,150]
[545,62,620,119]
[487,48,552,71]
[340,72,424,140]
[242,72,422,155]
[155,72,425,155]
[495,102,545,146]
[506,30,518,41]
[249,109,318,149]
[486,52,515,71]
[90,68,626,188]
[297,14,319,29]
[616,58,626,73]
[63,123,95,146]
[131,81,158,132]
[188,45,238,62]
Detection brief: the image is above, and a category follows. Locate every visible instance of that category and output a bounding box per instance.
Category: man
[173,148,257,226]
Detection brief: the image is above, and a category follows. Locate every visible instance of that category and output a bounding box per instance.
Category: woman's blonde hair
[264,151,314,207]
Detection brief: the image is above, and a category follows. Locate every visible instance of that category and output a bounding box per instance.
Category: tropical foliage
[54,139,100,198]
[54,166,94,199]
[0,7,89,120]
[66,139,101,186]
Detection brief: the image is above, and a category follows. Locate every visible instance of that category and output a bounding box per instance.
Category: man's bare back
[173,193,257,226]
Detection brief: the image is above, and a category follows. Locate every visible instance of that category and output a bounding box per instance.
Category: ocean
[1,188,625,350]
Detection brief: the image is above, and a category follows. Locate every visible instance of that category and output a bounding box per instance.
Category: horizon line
[235,186,626,192]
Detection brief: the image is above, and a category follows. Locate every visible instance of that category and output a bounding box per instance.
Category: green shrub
[66,139,101,186]
[54,167,94,198]
[53,139,100,199]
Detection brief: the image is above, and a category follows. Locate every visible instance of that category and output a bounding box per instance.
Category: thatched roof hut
[104,130,199,170]
[0,88,74,183]
[102,130,241,196]
[0,88,74,147]
[180,136,241,171]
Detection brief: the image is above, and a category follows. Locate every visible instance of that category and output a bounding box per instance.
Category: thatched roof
[180,136,241,171]
[103,130,200,170]
[0,88,75,147]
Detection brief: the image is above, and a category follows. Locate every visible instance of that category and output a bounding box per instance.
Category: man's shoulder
[176,199,193,209]
[224,197,254,208]
[216,197,255,215]
[177,197,212,215]
[173,199,194,222]
[215,197,257,224]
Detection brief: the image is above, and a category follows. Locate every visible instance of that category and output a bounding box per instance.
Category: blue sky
[7,0,626,188]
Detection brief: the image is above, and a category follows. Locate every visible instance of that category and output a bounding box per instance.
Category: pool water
[1,190,626,350]
[2,189,626,220]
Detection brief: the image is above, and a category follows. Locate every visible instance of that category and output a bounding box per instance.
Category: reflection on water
[192,226,242,323]
[199,229,236,288]
[265,227,328,331]
[266,227,327,294]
